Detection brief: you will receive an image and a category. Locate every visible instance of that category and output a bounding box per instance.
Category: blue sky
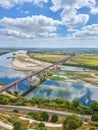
[0,0,98,48]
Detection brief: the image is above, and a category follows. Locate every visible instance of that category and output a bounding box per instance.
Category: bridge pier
[0,56,72,94]
[29,77,34,87]
[29,77,40,88]
[14,83,18,96]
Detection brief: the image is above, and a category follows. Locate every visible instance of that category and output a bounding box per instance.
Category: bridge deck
[0,56,72,93]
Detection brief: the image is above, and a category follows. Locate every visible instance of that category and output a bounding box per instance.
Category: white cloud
[51,0,96,12]
[0,0,48,9]
[90,7,98,14]
[72,24,98,39]
[50,0,96,28]
[33,0,48,5]
[61,13,89,28]
[0,15,60,39]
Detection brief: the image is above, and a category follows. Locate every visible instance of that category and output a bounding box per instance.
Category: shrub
[50,114,58,123]
[91,114,98,122]
[63,115,83,130]
[13,109,19,113]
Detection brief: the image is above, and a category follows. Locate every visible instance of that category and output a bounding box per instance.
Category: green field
[71,55,98,66]
[29,53,68,63]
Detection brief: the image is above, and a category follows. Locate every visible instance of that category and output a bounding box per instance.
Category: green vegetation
[50,114,58,123]
[65,55,98,70]
[13,109,19,113]
[49,76,66,81]
[90,102,98,112]
[28,111,49,121]
[40,111,49,121]
[0,95,97,116]
[91,115,98,122]
[63,115,83,130]
[0,82,4,86]
[13,122,23,130]
[71,55,98,66]
[28,53,68,63]
[36,123,47,130]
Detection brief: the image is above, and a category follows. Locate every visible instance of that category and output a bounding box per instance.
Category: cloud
[90,7,98,14]
[0,0,48,9]
[0,15,60,39]
[72,24,98,39]
[50,0,96,28]
[61,13,89,28]
[50,0,96,12]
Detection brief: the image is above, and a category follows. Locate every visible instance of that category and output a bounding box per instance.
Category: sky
[0,0,98,48]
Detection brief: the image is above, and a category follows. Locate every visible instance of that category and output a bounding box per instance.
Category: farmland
[28,53,68,63]
[70,55,98,66]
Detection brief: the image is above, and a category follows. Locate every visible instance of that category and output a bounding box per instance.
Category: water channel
[0,52,98,106]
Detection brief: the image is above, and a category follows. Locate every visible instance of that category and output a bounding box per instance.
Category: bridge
[0,55,72,94]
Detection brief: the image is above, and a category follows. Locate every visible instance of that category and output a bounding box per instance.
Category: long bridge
[0,55,73,94]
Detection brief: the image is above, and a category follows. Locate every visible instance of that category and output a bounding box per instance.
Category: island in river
[12,53,51,71]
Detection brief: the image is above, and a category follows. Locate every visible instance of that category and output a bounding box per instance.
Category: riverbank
[12,54,52,71]
[0,85,15,98]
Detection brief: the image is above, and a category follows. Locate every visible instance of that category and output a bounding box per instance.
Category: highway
[0,105,91,121]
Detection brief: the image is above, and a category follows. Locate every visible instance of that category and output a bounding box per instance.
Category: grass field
[71,55,98,66]
[29,53,68,63]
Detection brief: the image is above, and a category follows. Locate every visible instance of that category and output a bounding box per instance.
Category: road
[0,121,13,130]
[19,117,62,127]
[0,105,91,121]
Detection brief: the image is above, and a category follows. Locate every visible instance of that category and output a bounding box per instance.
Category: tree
[38,123,45,127]
[90,102,98,112]
[36,123,47,130]
[13,122,23,130]
[91,114,98,122]
[55,98,65,104]
[0,94,11,105]
[13,109,19,113]
[63,115,83,130]
[41,112,49,121]
[51,114,58,123]
[72,100,80,108]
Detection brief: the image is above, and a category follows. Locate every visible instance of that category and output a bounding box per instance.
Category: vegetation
[28,111,49,121]
[0,94,97,116]
[28,53,68,63]
[50,114,58,123]
[13,122,23,130]
[91,115,98,122]
[65,55,98,70]
[71,55,98,66]
[13,109,19,113]
[49,76,65,81]
[63,115,83,130]
[40,111,49,121]
[36,123,47,130]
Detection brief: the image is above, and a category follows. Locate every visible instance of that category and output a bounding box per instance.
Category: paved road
[0,121,13,130]
[20,117,62,127]
[0,105,91,121]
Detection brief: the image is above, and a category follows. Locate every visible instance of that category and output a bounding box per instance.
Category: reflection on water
[0,52,98,106]
[0,52,30,94]
[26,80,98,106]
[60,67,84,71]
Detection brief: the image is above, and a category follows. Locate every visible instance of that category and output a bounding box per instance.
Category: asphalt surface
[0,105,91,121]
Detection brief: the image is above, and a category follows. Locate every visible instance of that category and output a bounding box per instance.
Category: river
[0,52,98,106]
[0,52,30,95]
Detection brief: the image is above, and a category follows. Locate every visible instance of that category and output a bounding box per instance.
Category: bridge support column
[14,83,18,96]
[29,77,33,87]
